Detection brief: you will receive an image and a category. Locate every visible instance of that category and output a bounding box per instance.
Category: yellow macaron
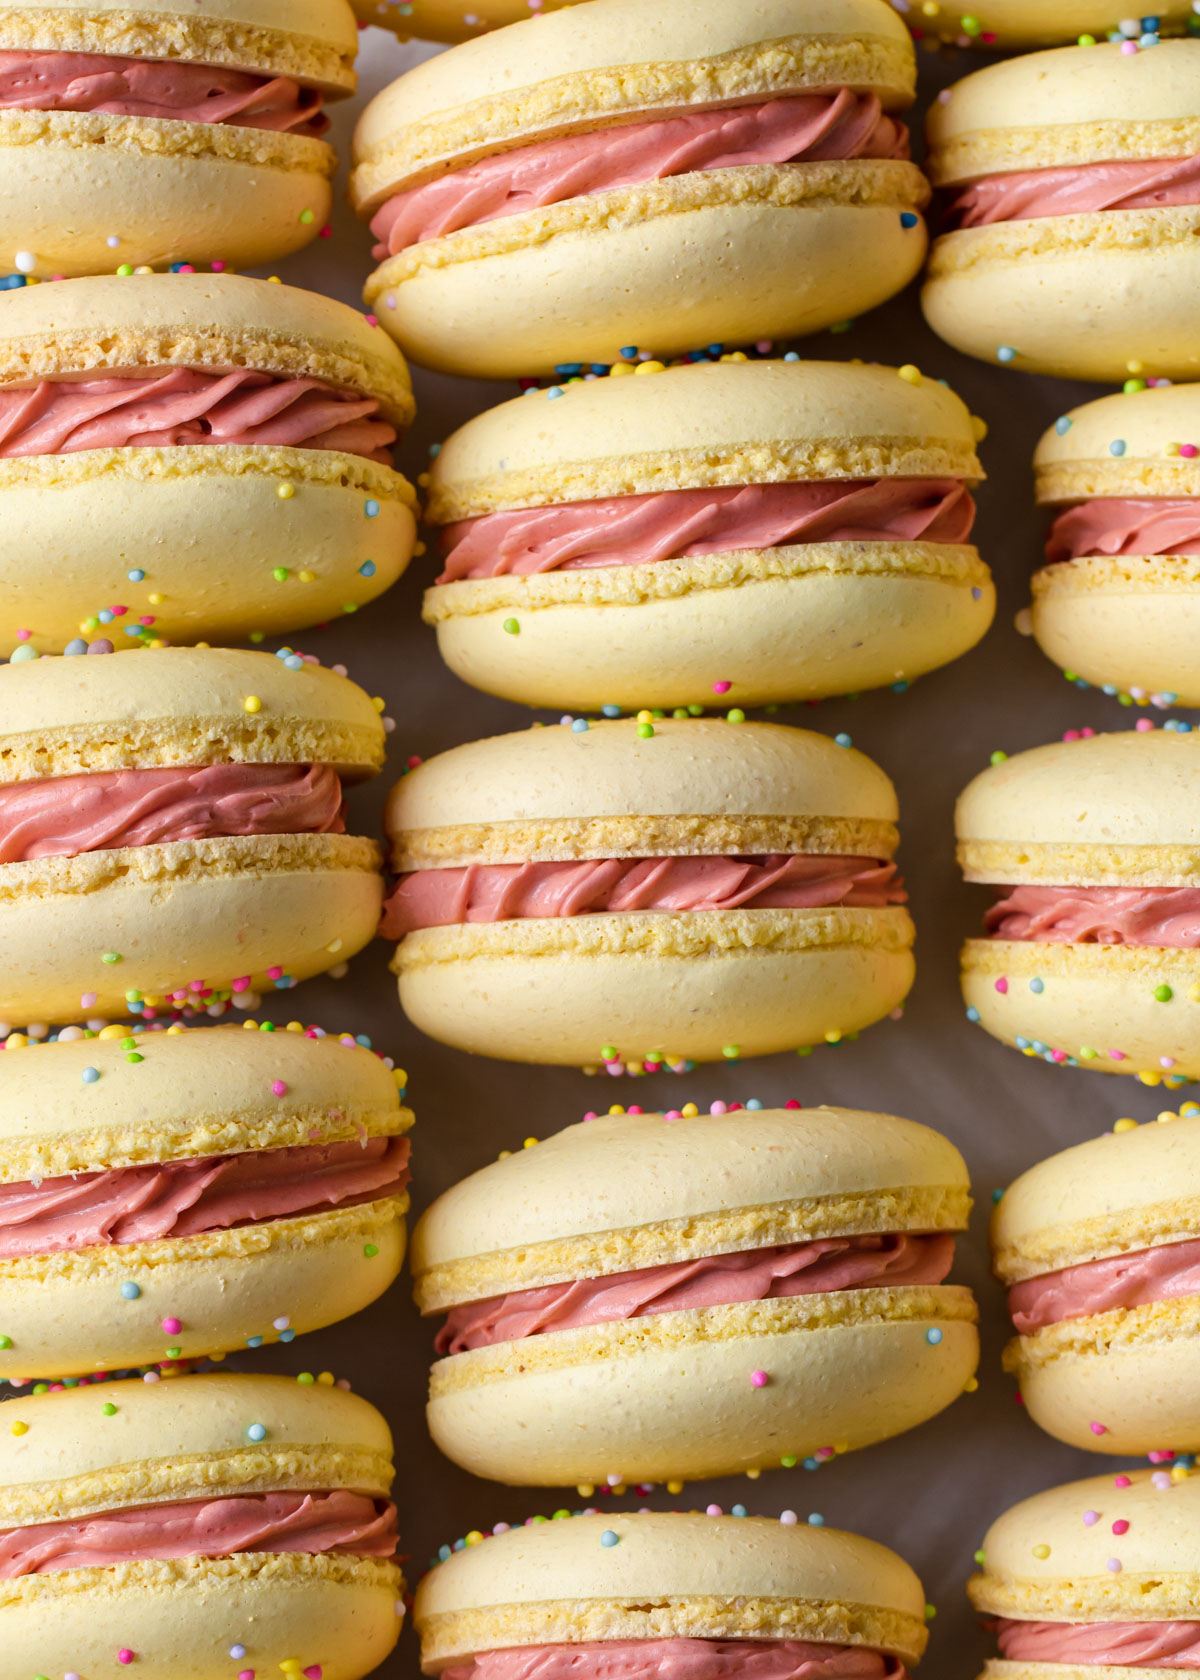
[413,1102,977,1487]
[382,716,915,1067]
[350,0,928,377]
[0,1024,412,1380]
[354,0,579,41]
[0,644,386,1028]
[994,1107,1200,1456]
[0,0,360,278]
[0,272,417,657]
[414,1510,930,1677]
[423,358,993,710]
[908,0,1194,49]
[0,1372,403,1680]
[1031,384,1200,707]
[957,727,1200,1082]
[924,41,1200,382]
[970,1466,1200,1678]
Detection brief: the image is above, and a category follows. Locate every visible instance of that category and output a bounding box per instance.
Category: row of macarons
[4,1016,1200,1480]
[7,265,1200,717]
[0,1363,1177,1680]
[11,0,1200,389]
[1,643,1199,1086]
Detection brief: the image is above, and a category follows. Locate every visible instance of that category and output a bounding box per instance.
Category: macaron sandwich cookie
[382,717,915,1068]
[994,1107,1200,1455]
[0,272,417,658]
[0,1372,403,1679]
[0,0,359,279]
[423,359,994,711]
[0,1024,412,1380]
[0,644,386,1027]
[354,0,579,42]
[413,1103,978,1487]
[349,0,930,377]
[970,1466,1200,1677]
[902,0,1193,48]
[923,42,1200,382]
[414,1510,931,1679]
[1030,384,1200,708]
[957,728,1200,1081]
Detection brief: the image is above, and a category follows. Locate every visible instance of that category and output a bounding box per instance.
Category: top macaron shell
[423,359,993,709]
[0,1372,404,1680]
[0,0,359,277]
[0,273,419,657]
[415,1511,929,1673]
[923,42,1200,381]
[900,0,1193,49]
[0,646,386,1026]
[351,0,928,376]
[354,0,579,42]
[0,1025,413,1379]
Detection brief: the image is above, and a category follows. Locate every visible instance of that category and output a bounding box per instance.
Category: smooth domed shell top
[387,720,899,833]
[412,1106,969,1273]
[427,360,984,521]
[1035,385,1200,476]
[0,274,414,427]
[0,0,361,91]
[0,646,387,783]
[956,732,1200,851]
[414,1512,927,1635]
[0,1373,395,1508]
[0,1025,410,1178]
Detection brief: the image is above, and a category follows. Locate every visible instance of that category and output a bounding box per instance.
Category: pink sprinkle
[706,1504,723,1516]
[1108,1557,1123,1572]
[111,604,127,617]
[995,977,1008,994]
[161,1317,181,1335]
[188,979,206,993]
[1109,1050,1127,1061]
[80,992,97,1008]
[1136,717,1155,732]
[663,1110,681,1121]
[319,224,333,238]
[1182,443,1199,458]
[304,1670,322,1679]
[1083,1510,1099,1526]
[755,341,773,353]
[238,1672,254,1680]
[211,260,227,272]
[712,681,732,695]
[139,615,154,627]
[15,628,29,641]
[1121,37,1138,50]
[1113,1520,1130,1535]
[1051,1049,1068,1063]
[118,1651,135,1665]
[1090,1421,1108,1436]
[627,1105,643,1115]
[750,1370,769,1388]
[266,966,283,980]
[815,1445,834,1460]
[1114,1475,1132,1488]
[784,1098,802,1110]
[709,1100,728,1115]
[272,1080,289,1097]
[1149,1450,1176,1463]
[365,314,379,328]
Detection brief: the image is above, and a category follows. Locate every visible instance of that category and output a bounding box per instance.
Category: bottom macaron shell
[366,191,926,378]
[393,908,915,1065]
[0,1553,403,1680]
[924,210,1200,382]
[426,547,995,709]
[975,1666,1145,1680]
[0,834,382,1025]
[0,1198,407,1381]
[0,452,416,656]
[1010,1295,1200,1455]
[1031,556,1200,705]
[426,1289,978,1485]
[962,939,1200,1078]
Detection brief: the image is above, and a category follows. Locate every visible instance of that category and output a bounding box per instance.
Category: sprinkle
[119,1281,141,1300]
[272,1079,289,1096]
[600,1530,620,1547]
[834,732,852,749]
[244,696,261,714]
[1055,416,1073,434]
[503,618,520,635]
[1108,1558,1123,1573]
[1115,1474,1132,1487]
[1032,1544,1051,1559]
[997,346,1017,363]
[9,1420,27,1435]
[364,499,380,519]
[1113,1519,1130,1534]
[750,1370,769,1387]
[1090,1421,1109,1435]
[81,1066,100,1084]
[1155,984,1174,1001]
[925,1327,944,1345]
[0,1336,10,1349]
[1029,977,1045,994]
[102,1402,118,1416]
[900,211,919,229]
[230,1650,247,1662]
[1083,1510,1099,1526]
[245,1422,267,1442]
[161,1317,181,1335]
[118,1650,135,1665]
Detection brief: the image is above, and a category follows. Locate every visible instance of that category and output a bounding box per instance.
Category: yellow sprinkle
[268,275,282,284]
[634,360,665,375]
[465,1530,484,1545]
[636,709,654,724]
[898,364,922,385]
[964,1376,979,1393]
[277,483,295,500]
[372,696,385,712]
[3,1033,26,1050]
[1173,1464,1191,1481]
[413,540,427,557]
[970,414,988,442]
[608,1105,626,1115]
[1168,442,1182,456]
[681,1103,699,1118]
[523,1137,538,1149]
[824,1030,843,1044]
[147,593,163,606]
[417,472,431,488]
[667,1480,684,1495]
[1138,1071,1162,1087]
[1032,1544,1050,1559]
[99,1024,126,1039]
[577,1484,595,1498]
[317,1371,335,1386]
[1127,360,1144,375]
[1190,984,1200,1003]
[745,1468,761,1479]
[166,1024,184,1035]
[286,1021,304,1033]
[1114,1118,1139,1132]
[280,1664,301,1675]
[1158,1110,1181,1125]
[9,1421,27,1436]
[244,696,261,714]
[298,570,315,584]
[242,1019,259,1030]
[609,362,635,378]
[833,1440,850,1454]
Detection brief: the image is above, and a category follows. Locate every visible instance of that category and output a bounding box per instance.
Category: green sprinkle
[0,1335,11,1350]
[989,751,1007,767]
[1155,984,1174,1002]
[364,1243,379,1258]
[299,208,315,224]
[503,618,520,635]
[637,723,654,738]
[726,708,746,724]
[273,567,290,582]
[102,951,122,964]
[781,1454,798,1468]
[974,1550,987,1566]
[126,1052,143,1064]
[102,1403,118,1416]
[297,1372,316,1385]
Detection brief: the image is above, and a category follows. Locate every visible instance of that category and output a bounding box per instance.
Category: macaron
[349,0,929,377]
[0,272,417,658]
[957,728,1200,1082]
[970,1466,1200,1676]
[0,644,386,1028]
[423,358,994,711]
[413,1102,977,1487]
[994,1107,1200,1455]
[908,0,1193,49]
[923,42,1200,382]
[354,0,579,41]
[1031,384,1200,707]
[0,1023,412,1380]
[414,1510,930,1678]
[0,1372,403,1680]
[0,0,360,279]
[382,717,915,1068]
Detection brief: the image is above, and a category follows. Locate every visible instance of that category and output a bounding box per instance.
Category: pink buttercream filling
[436,1232,955,1354]
[0,49,327,135]
[441,1641,907,1680]
[1009,1235,1200,1333]
[0,1492,398,1577]
[985,884,1200,947]
[0,1134,411,1258]
[1046,499,1200,565]
[0,764,346,865]
[0,370,396,463]
[993,1620,1200,1668]
[381,855,906,941]
[436,481,976,583]
[370,92,910,256]
[944,154,1200,229]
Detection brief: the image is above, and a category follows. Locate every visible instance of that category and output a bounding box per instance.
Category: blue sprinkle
[64,638,88,656]
[891,679,909,693]
[1103,684,1118,695]
[546,386,564,400]
[279,1329,295,1343]
[971,587,982,600]
[802,1457,820,1471]
[81,1066,100,1083]
[283,654,304,670]
[0,274,27,289]
[834,733,852,748]
[246,1422,267,1442]
[808,1513,825,1526]
[746,1098,763,1109]
[1015,1036,1031,1050]
[123,624,143,637]
[126,568,145,583]
[364,499,380,518]
[1055,416,1073,434]
[601,704,621,718]
[246,1335,264,1348]
[900,211,919,228]
[966,1006,980,1022]
[620,346,639,360]
[359,560,377,578]
[1031,1039,1048,1054]
[453,1538,466,1552]
[1030,977,1045,994]
[98,608,114,624]
[997,346,1017,363]
[428,442,442,458]
[554,363,583,376]
[731,1504,748,1517]
[783,350,800,362]
[356,1034,372,1047]
[591,364,608,375]
[926,1327,944,1346]
[438,1545,451,1562]
[1140,29,1158,43]
[600,1530,620,1548]
[707,344,724,356]
[571,719,589,733]
[119,1281,141,1300]
[1109,439,1127,457]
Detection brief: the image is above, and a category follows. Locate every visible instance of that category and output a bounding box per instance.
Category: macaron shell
[354,0,579,41]
[426,1289,978,1486]
[904,0,1193,46]
[395,906,915,1065]
[1034,383,1200,492]
[428,549,994,709]
[1030,558,1200,706]
[0,833,383,1027]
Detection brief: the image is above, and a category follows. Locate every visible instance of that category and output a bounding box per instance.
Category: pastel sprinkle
[750,1370,769,1387]
[161,1317,181,1335]
[118,1651,135,1665]
[81,1066,100,1083]
[9,1420,27,1435]
[1090,1421,1108,1435]
[120,1281,141,1300]
[272,1080,289,1096]
[230,1650,247,1662]
[1113,1520,1130,1535]
[1083,1511,1099,1526]
[246,1422,267,1442]
[600,1530,620,1547]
